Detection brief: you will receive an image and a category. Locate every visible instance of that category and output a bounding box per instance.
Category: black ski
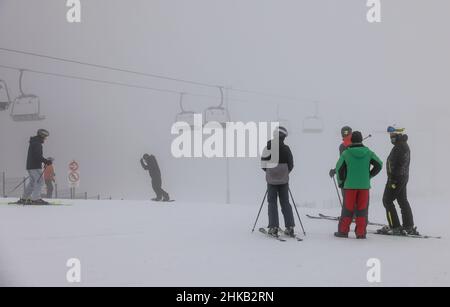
[279,229,303,241]
[369,231,441,240]
[258,228,286,242]
[2,201,70,206]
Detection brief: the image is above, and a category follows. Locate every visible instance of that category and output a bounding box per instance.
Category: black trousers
[267,184,295,228]
[382,179,414,228]
[151,177,169,200]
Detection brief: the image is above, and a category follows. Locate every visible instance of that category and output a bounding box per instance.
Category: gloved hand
[43,159,52,166]
[329,169,336,178]
[388,180,397,189]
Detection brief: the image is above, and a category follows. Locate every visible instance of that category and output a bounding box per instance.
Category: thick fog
[0,0,449,205]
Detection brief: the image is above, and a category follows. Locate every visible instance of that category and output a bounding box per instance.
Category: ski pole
[251,189,268,232]
[363,134,372,141]
[332,176,343,208]
[288,188,306,236]
[7,176,29,196]
[37,165,47,183]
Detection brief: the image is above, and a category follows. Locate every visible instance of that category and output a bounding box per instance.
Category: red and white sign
[68,160,80,188]
[69,161,79,172]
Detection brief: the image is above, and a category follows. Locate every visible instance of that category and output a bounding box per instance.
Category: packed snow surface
[0,197,448,286]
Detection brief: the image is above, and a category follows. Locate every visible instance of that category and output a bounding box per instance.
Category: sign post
[68,160,80,199]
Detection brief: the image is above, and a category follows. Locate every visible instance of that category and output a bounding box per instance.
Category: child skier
[43,158,56,198]
[334,131,383,239]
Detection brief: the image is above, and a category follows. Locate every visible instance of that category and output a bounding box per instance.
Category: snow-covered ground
[0,197,448,287]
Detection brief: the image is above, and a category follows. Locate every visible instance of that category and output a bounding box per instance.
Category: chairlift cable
[0,47,307,103]
[0,63,271,105]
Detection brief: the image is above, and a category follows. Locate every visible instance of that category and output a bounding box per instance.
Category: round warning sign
[68,172,80,183]
[69,161,79,172]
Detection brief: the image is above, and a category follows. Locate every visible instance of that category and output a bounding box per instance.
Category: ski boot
[356,234,367,239]
[377,226,406,236]
[334,232,349,238]
[31,199,50,205]
[392,227,407,236]
[404,226,420,236]
[268,227,279,237]
[15,198,28,205]
[151,197,162,202]
[376,226,391,234]
[284,226,295,237]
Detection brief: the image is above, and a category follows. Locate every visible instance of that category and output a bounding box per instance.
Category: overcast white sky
[0,0,449,203]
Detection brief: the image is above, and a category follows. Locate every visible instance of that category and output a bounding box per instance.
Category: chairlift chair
[174,92,199,130]
[203,87,230,127]
[302,101,324,133]
[0,79,11,111]
[10,70,45,122]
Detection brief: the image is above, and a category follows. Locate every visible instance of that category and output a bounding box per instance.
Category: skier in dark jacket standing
[140,154,170,201]
[378,127,419,236]
[261,126,295,237]
[334,131,383,239]
[18,129,52,204]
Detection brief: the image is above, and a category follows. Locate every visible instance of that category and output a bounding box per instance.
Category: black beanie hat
[351,131,363,144]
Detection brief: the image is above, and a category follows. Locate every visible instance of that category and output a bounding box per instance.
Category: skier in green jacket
[334,131,383,239]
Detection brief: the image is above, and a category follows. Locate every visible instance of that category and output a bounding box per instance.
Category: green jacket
[336,144,383,189]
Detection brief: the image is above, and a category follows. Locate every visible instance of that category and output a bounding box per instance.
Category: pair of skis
[306,213,386,227]
[258,228,303,242]
[2,200,70,206]
[307,213,441,239]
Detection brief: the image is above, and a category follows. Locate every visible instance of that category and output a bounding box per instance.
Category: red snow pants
[338,189,369,236]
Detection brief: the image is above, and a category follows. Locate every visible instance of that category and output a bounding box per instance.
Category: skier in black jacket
[18,129,52,204]
[261,126,295,237]
[378,127,419,236]
[140,154,170,201]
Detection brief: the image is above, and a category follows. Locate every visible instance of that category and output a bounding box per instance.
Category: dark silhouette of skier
[140,154,170,201]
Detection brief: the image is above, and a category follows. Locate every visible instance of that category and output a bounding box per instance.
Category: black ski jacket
[261,139,294,172]
[141,155,162,180]
[387,134,410,182]
[26,136,48,170]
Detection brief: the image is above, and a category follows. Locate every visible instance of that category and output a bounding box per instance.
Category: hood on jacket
[346,145,371,159]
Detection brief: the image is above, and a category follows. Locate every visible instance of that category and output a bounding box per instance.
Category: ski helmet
[274,126,288,137]
[37,129,49,138]
[341,126,352,138]
[387,126,405,134]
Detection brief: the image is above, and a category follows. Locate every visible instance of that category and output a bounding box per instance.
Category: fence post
[97,194,100,200]
[85,192,87,200]
[55,183,58,199]
[2,171,5,198]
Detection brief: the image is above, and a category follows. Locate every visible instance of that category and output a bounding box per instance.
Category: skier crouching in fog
[334,131,383,239]
[377,127,419,236]
[261,126,295,237]
[17,129,53,205]
[140,154,170,202]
